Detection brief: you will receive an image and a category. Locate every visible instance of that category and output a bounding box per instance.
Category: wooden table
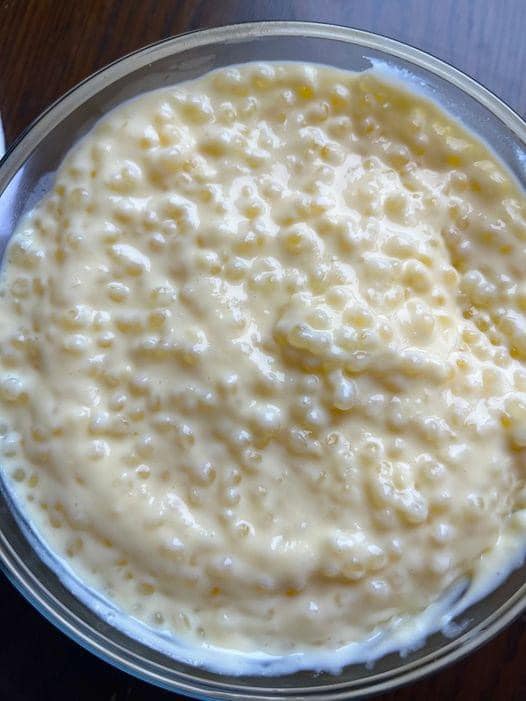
[1,2,525,700]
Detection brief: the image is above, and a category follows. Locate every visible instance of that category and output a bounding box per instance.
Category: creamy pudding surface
[1,62,526,668]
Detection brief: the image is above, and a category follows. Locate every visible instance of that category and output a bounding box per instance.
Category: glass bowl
[0,21,525,700]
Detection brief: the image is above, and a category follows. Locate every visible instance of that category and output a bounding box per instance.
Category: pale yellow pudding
[1,62,526,671]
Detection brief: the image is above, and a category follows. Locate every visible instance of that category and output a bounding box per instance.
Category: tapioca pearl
[223,467,243,486]
[322,286,348,312]
[212,67,248,95]
[220,485,241,507]
[429,490,452,515]
[351,107,379,135]
[199,129,236,158]
[193,249,222,275]
[97,219,120,244]
[115,312,144,334]
[295,399,327,431]
[385,437,405,461]
[88,411,111,435]
[460,270,498,307]
[216,101,238,126]
[279,267,306,295]
[401,259,432,293]
[128,374,151,396]
[146,232,166,252]
[86,353,110,380]
[364,577,391,602]
[196,222,233,249]
[215,372,240,397]
[401,299,436,341]
[427,552,453,577]
[326,115,352,141]
[357,437,385,468]
[167,422,194,450]
[235,444,262,474]
[106,160,144,194]
[61,304,94,330]
[146,309,170,331]
[372,506,397,530]
[137,124,160,150]
[301,307,330,333]
[151,99,176,125]
[8,236,45,269]
[218,424,250,454]
[496,311,526,355]
[62,334,89,354]
[107,414,132,437]
[166,197,201,234]
[383,192,410,224]
[25,472,39,489]
[148,145,186,183]
[174,328,209,364]
[397,490,429,525]
[133,434,154,460]
[385,460,412,491]
[303,101,330,125]
[157,121,187,148]
[416,453,446,483]
[238,95,259,120]
[109,392,128,411]
[180,94,214,124]
[107,282,130,303]
[197,184,224,208]
[284,426,321,457]
[246,63,277,91]
[340,303,374,333]
[382,233,418,260]
[11,466,27,482]
[110,243,151,276]
[88,440,110,460]
[239,195,267,219]
[384,143,415,172]
[359,393,387,421]
[431,522,455,546]
[149,284,176,307]
[111,196,145,226]
[504,394,526,423]
[460,325,480,347]
[0,375,28,404]
[338,556,366,582]
[64,186,92,212]
[479,367,502,394]
[325,82,350,110]
[418,414,455,445]
[101,367,124,389]
[363,543,387,572]
[232,229,266,257]
[8,275,33,299]
[231,518,253,539]
[133,463,151,481]
[269,86,296,118]
[258,176,285,201]
[248,403,283,436]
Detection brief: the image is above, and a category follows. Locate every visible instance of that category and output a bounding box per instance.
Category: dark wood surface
[0,2,525,700]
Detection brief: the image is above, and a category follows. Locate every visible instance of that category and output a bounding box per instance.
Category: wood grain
[0,1,525,700]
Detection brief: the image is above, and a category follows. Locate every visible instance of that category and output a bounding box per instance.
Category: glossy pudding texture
[1,63,526,659]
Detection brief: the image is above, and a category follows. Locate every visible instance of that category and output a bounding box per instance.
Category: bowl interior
[0,23,525,699]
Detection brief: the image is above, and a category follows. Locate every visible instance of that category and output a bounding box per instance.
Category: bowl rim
[0,19,525,700]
